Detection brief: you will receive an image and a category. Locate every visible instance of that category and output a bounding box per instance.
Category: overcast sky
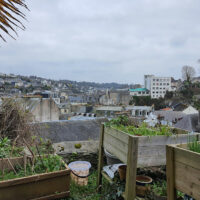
[0,0,200,84]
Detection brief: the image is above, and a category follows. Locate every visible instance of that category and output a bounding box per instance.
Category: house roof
[174,114,199,132]
[129,88,148,92]
[154,111,186,123]
[33,118,108,143]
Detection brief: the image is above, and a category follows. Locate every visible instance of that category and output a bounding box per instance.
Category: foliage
[187,137,200,153]
[129,96,166,110]
[0,0,28,42]
[182,66,196,82]
[66,171,124,200]
[105,116,173,136]
[151,181,184,198]
[165,91,174,99]
[0,137,24,158]
[0,154,65,181]
[0,98,33,143]
[152,181,167,197]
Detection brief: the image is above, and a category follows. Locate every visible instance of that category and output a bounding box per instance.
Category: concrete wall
[33,98,60,122]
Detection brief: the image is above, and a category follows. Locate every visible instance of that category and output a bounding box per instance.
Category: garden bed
[0,155,70,200]
[98,116,200,200]
[103,126,197,167]
[166,142,200,200]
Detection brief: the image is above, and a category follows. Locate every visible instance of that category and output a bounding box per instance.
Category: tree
[0,0,28,42]
[181,65,196,82]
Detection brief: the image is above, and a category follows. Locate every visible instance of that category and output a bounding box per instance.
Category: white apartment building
[144,75,172,99]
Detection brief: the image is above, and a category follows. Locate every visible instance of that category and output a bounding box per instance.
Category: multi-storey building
[144,75,172,99]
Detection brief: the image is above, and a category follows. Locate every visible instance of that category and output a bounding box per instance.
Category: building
[96,106,124,117]
[129,88,150,96]
[18,97,60,122]
[99,90,131,105]
[126,106,153,117]
[144,75,173,99]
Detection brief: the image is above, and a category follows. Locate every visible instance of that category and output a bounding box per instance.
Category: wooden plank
[97,124,105,192]
[125,136,138,200]
[175,161,200,200]
[105,126,129,144]
[0,174,70,200]
[174,146,200,170]
[32,191,70,200]
[166,145,177,200]
[0,168,70,188]
[104,133,128,159]
[101,171,114,185]
[104,142,127,163]
[138,134,198,147]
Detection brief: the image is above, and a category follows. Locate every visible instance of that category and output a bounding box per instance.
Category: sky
[0,0,200,84]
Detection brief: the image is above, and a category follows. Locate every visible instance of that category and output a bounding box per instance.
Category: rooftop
[129,88,148,92]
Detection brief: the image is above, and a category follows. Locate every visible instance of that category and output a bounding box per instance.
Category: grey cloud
[0,0,200,84]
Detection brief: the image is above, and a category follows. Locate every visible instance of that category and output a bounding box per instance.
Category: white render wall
[150,76,172,98]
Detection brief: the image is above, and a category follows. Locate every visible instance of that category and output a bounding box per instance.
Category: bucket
[136,175,152,197]
[68,161,91,186]
[118,165,127,181]
[104,149,121,165]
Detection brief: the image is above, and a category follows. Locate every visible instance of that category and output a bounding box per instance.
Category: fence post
[125,136,138,200]
[166,145,177,200]
[97,124,105,192]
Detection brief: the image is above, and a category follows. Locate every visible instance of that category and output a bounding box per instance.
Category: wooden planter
[166,143,200,200]
[103,126,197,167]
[0,156,70,200]
[97,125,200,200]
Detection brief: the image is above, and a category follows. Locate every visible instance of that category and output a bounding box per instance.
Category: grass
[60,171,124,200]
[151,181,184,199]
[187,137,200,153]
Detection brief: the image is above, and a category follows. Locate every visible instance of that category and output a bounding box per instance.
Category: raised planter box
[97,125,200,200]
[166,143,200,200]
[0,156,70,200]
[104,126,199,167]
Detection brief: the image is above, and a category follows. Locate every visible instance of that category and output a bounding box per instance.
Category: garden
[0,100,199,200]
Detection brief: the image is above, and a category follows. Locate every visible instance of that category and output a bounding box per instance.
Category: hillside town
[0,71,200,132]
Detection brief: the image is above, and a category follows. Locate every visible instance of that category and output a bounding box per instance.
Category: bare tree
[0,0,28,42]
[181,65,196,82]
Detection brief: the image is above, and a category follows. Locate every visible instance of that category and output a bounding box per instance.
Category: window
[163,83,166,85]
[167,83,169,85]
[153,83,155,85]
[160,83,162,85]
